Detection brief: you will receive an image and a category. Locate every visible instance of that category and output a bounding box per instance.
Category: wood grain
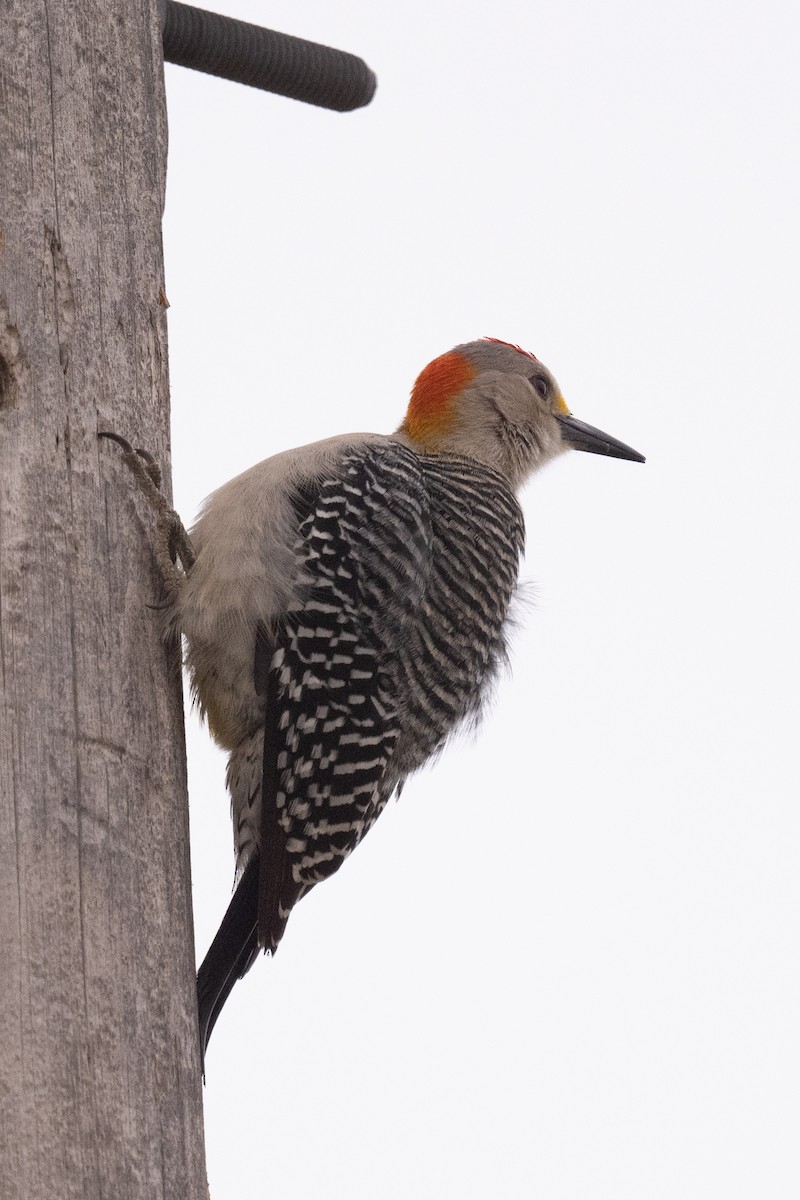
[0,1,208,1195]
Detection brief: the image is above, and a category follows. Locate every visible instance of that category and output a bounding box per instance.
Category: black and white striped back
[269,441,524,906]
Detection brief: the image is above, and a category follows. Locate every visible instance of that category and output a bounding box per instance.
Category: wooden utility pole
[0,1,207,1195]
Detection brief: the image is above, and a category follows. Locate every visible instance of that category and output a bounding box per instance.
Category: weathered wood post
[0,1,207,1195]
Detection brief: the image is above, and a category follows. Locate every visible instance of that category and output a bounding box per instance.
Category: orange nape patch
[402,352,477,448]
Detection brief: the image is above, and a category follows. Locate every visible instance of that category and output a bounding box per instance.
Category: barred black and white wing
[197,443,432,1056]
[260,443,433,950]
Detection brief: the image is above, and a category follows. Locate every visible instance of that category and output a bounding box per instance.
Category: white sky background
[162,2,800,1196]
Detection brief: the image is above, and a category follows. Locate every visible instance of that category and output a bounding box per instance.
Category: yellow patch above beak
[555,393,571,416]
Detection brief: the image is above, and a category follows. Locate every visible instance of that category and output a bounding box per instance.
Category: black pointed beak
[554,414,645,463]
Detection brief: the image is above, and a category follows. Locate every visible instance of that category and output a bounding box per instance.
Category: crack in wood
[0,297,28,411]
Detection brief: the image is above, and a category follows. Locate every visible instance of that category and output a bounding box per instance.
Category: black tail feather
[197,857,261,1071]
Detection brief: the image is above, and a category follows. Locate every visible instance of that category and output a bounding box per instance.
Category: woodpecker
[101,337,643,1064]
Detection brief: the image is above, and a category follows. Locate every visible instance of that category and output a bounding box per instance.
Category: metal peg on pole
[159,0,377,112]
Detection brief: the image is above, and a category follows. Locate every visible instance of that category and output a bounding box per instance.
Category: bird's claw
[132,447,163,491]
[98,429,195,595]
[98,430,135,454]
[99,432,164,490]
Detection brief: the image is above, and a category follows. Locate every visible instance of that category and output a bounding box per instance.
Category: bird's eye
[530,375,550,400]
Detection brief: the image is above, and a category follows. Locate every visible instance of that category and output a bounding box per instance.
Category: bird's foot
[99,431,195,597]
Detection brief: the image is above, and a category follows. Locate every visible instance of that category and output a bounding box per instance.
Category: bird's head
[397,338,644,489]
